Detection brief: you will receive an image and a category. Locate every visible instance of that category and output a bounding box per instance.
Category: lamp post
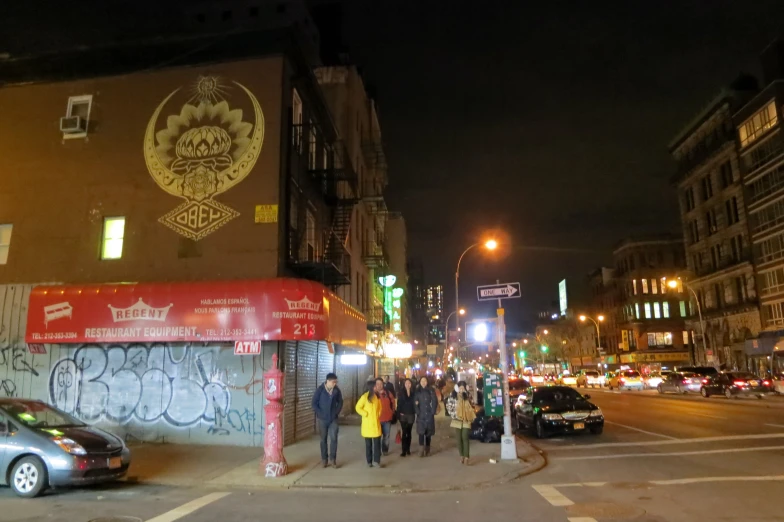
[444,308,465,365]
[668,278,705,365]
[579,314,605,359]
[455,239,497,354]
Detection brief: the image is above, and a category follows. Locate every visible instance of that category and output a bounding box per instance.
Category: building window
[719,161,733,189]
[101,217,125,260]
[679,301,687,317]
[633,279,638,295]
[725,197,740,226]
[683,331,690,345]
[765,301,784,327]
[0,224,12,264]
[642,279,649,294]
[635,303,640,319]
[743,137,784,173]
[701,174,714,201]
[739,100,778,148]
[689,220,700,244]
[710,244,722,270]
[760,268,784,297]
[660,277,668,294]
[647,332,673,347]
[644,302,652,319]
[651,279,658,294]
[653,302,661,319]
[757,231,784,264]
[292,89,303,150]
[64,94,93,138]
[308,120,318,170]
[751,198,784,234]
[305,211,316,261]
[748,163,784,204]
[684,186,696,211]
[706,209,718,235]
[730,235,744,262]
[663,302,670,318]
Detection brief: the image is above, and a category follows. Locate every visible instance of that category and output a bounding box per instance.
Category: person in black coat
[414,376,438,457]
[396,378,416,456]
[311,372,343,467]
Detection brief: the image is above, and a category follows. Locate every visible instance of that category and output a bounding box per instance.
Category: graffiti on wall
[49,344,236,429]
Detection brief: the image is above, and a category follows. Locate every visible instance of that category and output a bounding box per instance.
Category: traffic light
[519,350,525,358]
[540,345,548,353]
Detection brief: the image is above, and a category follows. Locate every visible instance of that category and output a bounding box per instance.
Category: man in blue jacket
[311,372,343,468]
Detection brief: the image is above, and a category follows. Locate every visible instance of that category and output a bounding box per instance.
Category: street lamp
[455,239,498,351]
[579,314,605,357]
[668,278,705,365]
[444,308,466,364]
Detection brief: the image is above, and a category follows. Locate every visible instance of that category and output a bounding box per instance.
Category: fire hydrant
[260,353,288,477]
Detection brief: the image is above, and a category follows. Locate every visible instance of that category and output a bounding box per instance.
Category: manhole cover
[566,502,646,519]
[88,518,142,522]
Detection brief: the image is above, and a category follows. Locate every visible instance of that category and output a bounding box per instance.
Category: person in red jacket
[376,377,396,455]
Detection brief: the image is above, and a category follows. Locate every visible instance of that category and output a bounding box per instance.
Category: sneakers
[322,460,328,468]
[329,461,337,469]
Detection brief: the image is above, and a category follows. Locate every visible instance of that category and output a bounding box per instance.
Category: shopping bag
[395,430,402,444]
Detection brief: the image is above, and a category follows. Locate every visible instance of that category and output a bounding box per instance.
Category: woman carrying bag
[447,380,476,465]
[396,378,416,456]
[355,380,383,467]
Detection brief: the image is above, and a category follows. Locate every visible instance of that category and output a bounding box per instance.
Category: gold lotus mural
[144,76,264,240]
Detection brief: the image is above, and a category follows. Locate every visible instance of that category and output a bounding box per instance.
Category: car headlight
[52,436,87,456]
[589,409,603,417]
[541,413,563,420]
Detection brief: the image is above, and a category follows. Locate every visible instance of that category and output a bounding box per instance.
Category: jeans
[381,421,392,453]
[318,419,339,462]
[400,420,413,454]
[455,427,470,458]
[365,436,381,464]
[418,434,432,447]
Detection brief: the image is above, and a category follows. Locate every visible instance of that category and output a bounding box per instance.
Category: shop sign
[27,344,47,355]
[254,204,278,223]
[378,358,396,376]
[631,351,690,363]
[234,340,261,355]
[385,343,413,359]
[25,279,366,345]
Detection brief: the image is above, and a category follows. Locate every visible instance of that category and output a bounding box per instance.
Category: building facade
[0,6,375,446]
[612,236,691,370]
[670,78,761,369]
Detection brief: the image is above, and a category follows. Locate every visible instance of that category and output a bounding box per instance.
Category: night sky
[333,0,784,332]
[4,1,784,334]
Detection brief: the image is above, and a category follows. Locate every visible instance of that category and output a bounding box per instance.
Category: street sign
[477,282,521,301]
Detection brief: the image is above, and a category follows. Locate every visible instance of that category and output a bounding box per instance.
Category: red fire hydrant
[260,353,288,477]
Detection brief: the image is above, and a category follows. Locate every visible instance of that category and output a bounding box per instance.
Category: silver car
[0,398,131,497]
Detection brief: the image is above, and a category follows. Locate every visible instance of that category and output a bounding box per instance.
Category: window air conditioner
[60,116,85,133]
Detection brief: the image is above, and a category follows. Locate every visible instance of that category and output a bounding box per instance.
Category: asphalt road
[3,389,784,521]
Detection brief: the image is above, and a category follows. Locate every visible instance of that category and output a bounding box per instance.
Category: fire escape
[288,121,357,288]
[362,125,390,331]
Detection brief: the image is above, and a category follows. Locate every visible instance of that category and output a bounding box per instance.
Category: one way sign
[477,282,521,301]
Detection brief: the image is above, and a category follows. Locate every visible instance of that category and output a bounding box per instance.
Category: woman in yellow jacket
[355,380,383,467]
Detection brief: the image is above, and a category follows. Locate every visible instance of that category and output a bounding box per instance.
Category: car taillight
[619,378,626,383]
[734,380,747,386]
[701,379,708,384]
[764,380,771,386]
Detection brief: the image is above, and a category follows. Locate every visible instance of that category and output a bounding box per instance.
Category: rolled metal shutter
[283,340,298,445]
[317,342,334,385]
[334,353,356,416]
[295,340,319,441]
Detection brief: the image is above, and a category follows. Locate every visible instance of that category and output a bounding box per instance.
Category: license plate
[573,422,585,430]
[108,457,122,469]
[750,380,759,386]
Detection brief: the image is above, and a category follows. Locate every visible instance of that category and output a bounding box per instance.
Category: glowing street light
[543,329,549,335]
[455,237,501,351]
[667,277,705,364]
[579,314,605,356]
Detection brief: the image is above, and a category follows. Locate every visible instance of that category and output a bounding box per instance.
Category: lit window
[647,333,655,346]
[644,302,652,319]
[642,279,649,294]
[633,279,638,295]
[663,302,670,318]
[635,303,640,319]
[661,277,667,294]
[101,217,125,259]
[652,279,658,294]
[739,100,778,147]
[683,331,689,345]
[654,302,661,319]
[663,332,673,345]
[0,224,12,264]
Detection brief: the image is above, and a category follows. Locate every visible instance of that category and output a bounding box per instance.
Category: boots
[425,446,431,457]
[419,448,425,457]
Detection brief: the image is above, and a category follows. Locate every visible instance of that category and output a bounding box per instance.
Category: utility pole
[496,280,518,461]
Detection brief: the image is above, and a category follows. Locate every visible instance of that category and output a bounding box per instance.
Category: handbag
[395,430,402,444]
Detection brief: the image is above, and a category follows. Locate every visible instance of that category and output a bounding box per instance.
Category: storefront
[620,351,690,373]
[12,278,365,447]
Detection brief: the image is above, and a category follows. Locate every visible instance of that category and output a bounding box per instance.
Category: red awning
[25,278,366,347]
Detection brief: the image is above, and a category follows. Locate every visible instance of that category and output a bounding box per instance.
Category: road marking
[568,518,598,522]
[650,475,784,485]
[603,420,678,440]
[553,482,608,487]
[541,432,784,450]
[557,445,784,461]
[690,412,726,419]
[766,423,784,428]
[531,484,573,506]
[146,492,231,522]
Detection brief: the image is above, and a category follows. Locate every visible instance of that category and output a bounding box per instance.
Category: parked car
[657,371,701,394]
[514,386,604,438]
[576,370,601,388]
[0,398,131,497]
[701,372,772,399]
[643,372,665,389]
[558,374,577,386]
[602,371,616,387]
[607,370,644,390]
[508,377,531,402]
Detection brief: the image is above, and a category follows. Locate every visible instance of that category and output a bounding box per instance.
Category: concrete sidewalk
[125,416,544,493]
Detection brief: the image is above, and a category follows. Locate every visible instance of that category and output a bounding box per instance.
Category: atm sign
[234,340,261,355]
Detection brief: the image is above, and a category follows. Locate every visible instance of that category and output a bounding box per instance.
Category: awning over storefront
[25,278,366,347]
[744,330,784,356]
